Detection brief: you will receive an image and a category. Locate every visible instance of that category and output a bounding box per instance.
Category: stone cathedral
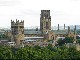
[10,10,76,45]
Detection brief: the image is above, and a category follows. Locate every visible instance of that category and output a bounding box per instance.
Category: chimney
[68,26,70,34]
[74,25,76,43]
[74,28,76,35]
[64,24,65,30]
[58,24,59,31]
[16,19,17,22]
[75,25,76,31]
[74,25,76,35]
[11,19,12,22]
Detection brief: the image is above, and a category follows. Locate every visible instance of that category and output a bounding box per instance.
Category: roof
[24,30,42,34]
[52,30,68,34]
[8,42,15,43]
[0,31,5,35]
[24,37,44,39]
[24,40,36,42]
[24,29,76,35]
[24,29,68,35]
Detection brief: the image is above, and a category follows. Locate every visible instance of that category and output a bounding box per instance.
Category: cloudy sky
[0,0,80,28]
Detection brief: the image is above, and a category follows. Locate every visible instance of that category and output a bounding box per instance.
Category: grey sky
[0,0,80,28]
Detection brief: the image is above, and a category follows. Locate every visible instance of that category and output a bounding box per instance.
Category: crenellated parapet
[40,10,51,20]
[11,19,24,26]
[11,19,24,45]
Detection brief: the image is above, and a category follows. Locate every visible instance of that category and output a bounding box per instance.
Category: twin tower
[11,10,51,45]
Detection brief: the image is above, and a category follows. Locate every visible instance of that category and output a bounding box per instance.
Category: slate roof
[24,29,75,35]
[52,30,68,34]
[0,31,5,35]
[24,29,42,34]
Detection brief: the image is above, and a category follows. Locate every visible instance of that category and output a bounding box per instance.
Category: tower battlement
[11,19,24,25]
[11,19,24,35]
[40,10,51,19]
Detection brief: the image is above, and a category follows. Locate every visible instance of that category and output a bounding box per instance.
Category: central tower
[40,10,51,34]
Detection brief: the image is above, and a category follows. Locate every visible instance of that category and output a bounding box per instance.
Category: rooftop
[24,29,42,34]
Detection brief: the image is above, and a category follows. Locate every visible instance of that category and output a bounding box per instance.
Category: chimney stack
[64,24,65,30]
[74,25,76,35]
[75,25,76,31]
[58,24,59,31]
[74,25,76,43]
[68,26,70,34]
[16,19,17,22]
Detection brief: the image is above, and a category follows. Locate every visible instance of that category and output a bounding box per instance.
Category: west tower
[40,10,51,34]
[11,19,24,45]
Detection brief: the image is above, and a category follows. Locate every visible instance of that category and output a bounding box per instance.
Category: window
[46,22,49,29]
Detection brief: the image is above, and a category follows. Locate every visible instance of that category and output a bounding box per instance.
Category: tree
[57,38,65,46]
[0,44,80,59]
[77,39,80,44]
[57,37,74,46]
[65,37,74,43]
[0,46,14,59]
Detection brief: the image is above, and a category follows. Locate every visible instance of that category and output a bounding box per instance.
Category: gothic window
[53,37,54,40]
[11,26,14,28]
[46,22,49,29]
[51,35,54,40]
[46,14,48,18]
[15,26,18,28]
[20,26,24,28]
[41,23,43,29]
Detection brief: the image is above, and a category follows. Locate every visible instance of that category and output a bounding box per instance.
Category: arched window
[51,35,54,40]
[46,22,49,29]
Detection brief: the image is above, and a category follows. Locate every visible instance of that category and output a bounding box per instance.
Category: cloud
[20,9,40,16]
[70,0,80,1]
[72,0,79,1]
[0,0,22,6]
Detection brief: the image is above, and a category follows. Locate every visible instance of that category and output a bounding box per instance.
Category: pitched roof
[52,30,68,34]
[24,29,42,34]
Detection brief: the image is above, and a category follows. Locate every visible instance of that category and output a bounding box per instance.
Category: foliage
[0,45,80,59]
[57,37,74,46]
[0,34,9,39]
[65,37,74,43]
[46,44,53,51]
[48,40,53,42]
[77,39,80,44]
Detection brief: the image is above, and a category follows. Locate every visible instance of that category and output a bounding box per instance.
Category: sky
[0,0,80,28]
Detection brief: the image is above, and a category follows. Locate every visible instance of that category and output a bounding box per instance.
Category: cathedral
[10,10,76,45]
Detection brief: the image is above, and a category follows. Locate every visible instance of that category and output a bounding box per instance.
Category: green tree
[0,46,14,59]
[57,38,65,46]
[77,39,80,44]
[57,37,74,46]
[65,37,74,43]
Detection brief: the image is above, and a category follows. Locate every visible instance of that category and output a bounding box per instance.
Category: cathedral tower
[40,10,51,34]
[11,19,24,45]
